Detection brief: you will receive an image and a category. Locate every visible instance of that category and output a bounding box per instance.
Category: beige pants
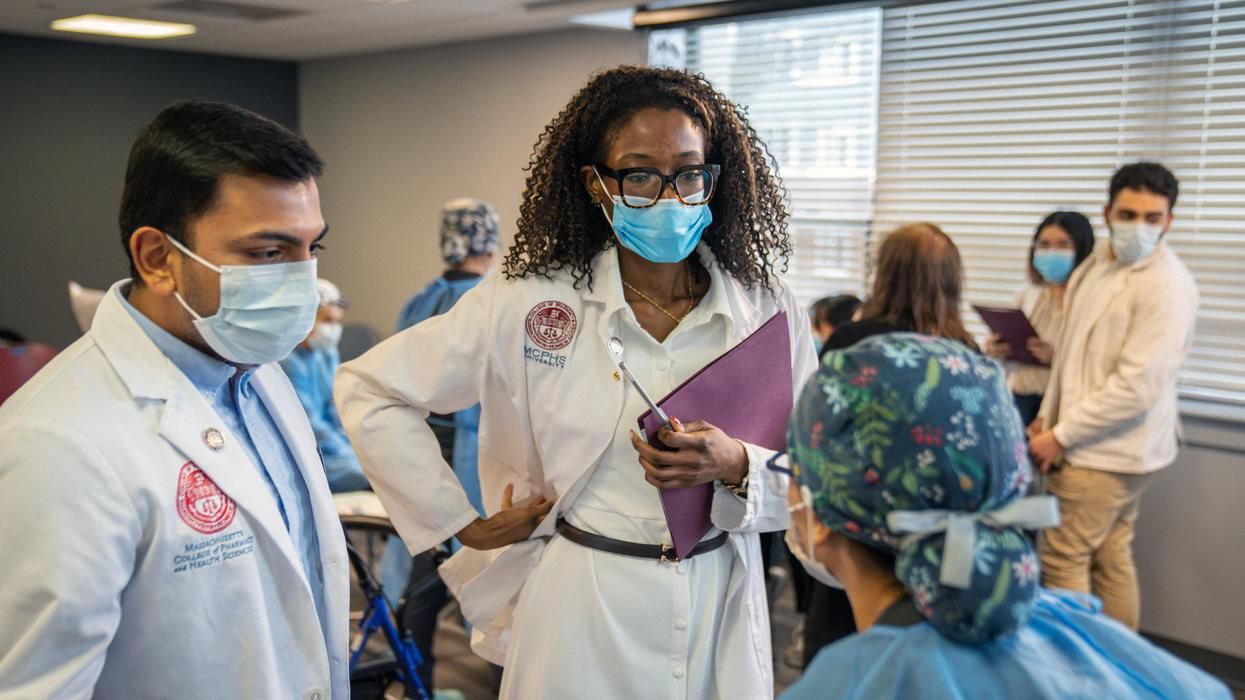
[1040,465,1156,630]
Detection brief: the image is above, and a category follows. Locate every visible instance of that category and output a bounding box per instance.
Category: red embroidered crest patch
[176,462,237,534]
[525,300,577,351]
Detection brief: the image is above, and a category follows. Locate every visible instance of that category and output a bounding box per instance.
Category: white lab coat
[336,246,817,698]
[0,282,349,700]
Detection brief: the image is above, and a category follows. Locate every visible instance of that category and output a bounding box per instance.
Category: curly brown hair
[503,65,791,291]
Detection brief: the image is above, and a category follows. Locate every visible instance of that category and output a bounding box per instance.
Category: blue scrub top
[782,589,1230,700]
[280,345,369,493]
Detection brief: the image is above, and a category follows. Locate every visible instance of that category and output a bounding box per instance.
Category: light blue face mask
[166,235,320,366]
[1032,250,1076,284]
[595,169,713,264]
[1110,220,1164,264]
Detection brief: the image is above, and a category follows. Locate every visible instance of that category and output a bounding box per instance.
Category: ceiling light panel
[50,14,198,39]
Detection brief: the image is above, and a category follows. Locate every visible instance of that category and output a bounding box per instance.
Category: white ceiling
[0,0,646,60]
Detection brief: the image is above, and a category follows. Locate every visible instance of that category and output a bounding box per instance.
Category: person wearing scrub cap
[281,278,369,492]
[777,333,1228,699]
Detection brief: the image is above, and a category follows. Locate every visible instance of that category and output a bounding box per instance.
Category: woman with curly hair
[336,65,816,698]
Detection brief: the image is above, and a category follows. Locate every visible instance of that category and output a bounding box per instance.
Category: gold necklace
[623,264,695,324]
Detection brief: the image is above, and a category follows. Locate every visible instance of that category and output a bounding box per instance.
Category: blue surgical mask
[596,169,713,264]
[1032,250,1076,284]
[166,235,320,365]
[1110,220,1164,264]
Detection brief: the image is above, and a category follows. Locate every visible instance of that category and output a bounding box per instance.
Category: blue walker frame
[345,538,431,700]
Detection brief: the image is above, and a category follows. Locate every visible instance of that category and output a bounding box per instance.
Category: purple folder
[973,305,1047,366]
[638,311,793,560]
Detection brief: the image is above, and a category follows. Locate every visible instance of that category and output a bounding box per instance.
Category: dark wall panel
[0,33,299,347]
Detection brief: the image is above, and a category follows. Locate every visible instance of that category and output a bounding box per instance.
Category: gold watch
[723,472,749,498]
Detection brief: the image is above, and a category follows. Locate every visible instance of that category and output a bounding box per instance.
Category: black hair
[1027,211,1095,284]
[1108,162,1179,209]
[810,294,862,329]
[118,100,324,281]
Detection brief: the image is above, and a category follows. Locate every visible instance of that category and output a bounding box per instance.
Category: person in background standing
[1029,162,1198,630]
[809,294,861,358]
[985,211,1095,427]
[281,278,369,492]
[801,222,978,668]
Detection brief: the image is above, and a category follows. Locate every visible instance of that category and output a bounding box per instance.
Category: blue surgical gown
[782,589,1230,700]
[279,345,370,493]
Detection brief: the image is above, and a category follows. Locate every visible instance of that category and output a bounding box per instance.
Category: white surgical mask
[166,235,319,365]
[307,321,342,351]
[1110,220,1164,264]
[786,485,843,589]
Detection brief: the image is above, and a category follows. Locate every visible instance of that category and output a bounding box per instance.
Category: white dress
[499,278,742,700]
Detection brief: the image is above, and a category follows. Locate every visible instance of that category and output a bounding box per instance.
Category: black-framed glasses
[594,163,720,208]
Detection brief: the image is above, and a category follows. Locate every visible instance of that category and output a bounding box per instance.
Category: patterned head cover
[440,198,500,265]
[787,333,1048,643]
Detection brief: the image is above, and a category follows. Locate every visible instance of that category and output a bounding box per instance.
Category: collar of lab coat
[580,244,761,344]
[90,281,346,616]
[114,282,236,399]
[91,280,308,537]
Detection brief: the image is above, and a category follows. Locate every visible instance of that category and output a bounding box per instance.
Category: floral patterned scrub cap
[439,198,500,265]
[787,333,1059,643]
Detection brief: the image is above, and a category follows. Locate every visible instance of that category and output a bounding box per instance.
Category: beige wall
[1135,422,1245,658]
[299,28,647,337]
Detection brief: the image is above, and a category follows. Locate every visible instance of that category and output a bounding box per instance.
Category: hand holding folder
[974,305,1048,366]
[636,312,794,560]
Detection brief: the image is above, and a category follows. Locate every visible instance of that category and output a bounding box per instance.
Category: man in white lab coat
[0,100,349,698]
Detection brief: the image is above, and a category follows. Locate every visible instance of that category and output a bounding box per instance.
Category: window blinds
[874,0,1245,409]
[650,7,884,304]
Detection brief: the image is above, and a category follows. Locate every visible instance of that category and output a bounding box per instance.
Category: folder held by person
[974,305,1047,366]
[638,311,793,560]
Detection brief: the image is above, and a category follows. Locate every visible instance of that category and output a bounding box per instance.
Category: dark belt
[555,519,729,563]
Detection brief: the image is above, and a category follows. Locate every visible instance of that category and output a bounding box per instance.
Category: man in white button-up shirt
[1029,162,1198,630]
